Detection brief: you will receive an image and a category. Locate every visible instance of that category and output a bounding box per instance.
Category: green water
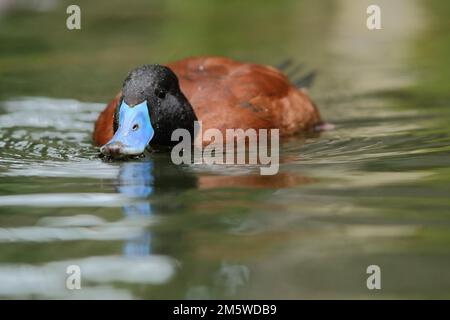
[0,0,450,299]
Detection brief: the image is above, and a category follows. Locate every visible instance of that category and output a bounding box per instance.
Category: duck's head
[100,64,197,158]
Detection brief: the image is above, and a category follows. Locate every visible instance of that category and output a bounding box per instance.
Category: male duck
[93,56,322,157]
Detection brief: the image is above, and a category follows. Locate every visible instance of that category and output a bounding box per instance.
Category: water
[0,0,450,298]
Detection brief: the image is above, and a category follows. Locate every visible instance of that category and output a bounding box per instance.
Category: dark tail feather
[292,71,316,89]
[276,59,316,89]
[276,59,294,71]
[277,60,304,78]
[286,64,305,79]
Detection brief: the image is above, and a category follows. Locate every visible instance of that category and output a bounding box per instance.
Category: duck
[93,56,322,157]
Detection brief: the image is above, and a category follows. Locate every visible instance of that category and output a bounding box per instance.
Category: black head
[101,64,197,157]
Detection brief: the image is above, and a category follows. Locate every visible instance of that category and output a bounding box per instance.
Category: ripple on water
[1,93,450,299]
[0,97,103,164]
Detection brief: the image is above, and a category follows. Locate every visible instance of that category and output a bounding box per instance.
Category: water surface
[0,0,450,298]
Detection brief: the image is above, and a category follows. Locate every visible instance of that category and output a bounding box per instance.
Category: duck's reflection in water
[115,157,313,297]
[117,160,154,256]
[116,156,198,257]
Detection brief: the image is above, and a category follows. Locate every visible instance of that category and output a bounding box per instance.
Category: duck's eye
[155,88,166,99]
[132,124,139,131]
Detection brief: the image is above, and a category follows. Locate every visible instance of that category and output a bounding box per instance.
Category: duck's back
[93,56,321,147]
[167,56,321,136]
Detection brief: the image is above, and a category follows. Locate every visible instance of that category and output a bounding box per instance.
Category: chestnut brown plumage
[93,56,321,147]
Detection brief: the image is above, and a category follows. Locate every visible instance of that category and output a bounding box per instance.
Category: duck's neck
[149,91,197,146]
